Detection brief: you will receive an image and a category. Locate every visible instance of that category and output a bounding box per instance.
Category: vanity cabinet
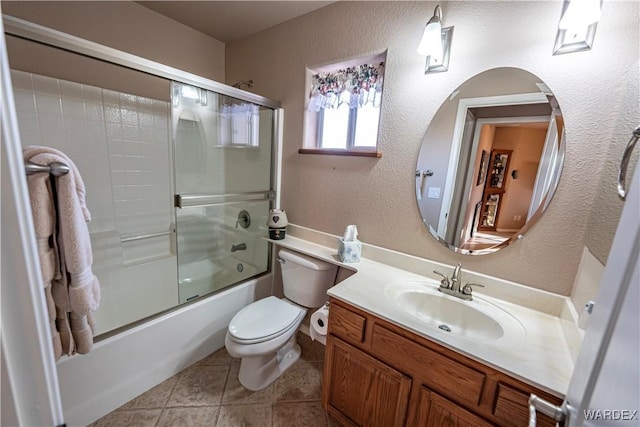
[322,298,562,427]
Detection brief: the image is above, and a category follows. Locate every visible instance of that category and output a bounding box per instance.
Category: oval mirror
[416,67,565,255]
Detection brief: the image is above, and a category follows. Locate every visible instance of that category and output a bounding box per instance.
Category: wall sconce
[553,0,602,55]
[417,5,454,73]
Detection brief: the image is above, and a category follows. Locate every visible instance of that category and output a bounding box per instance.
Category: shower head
[232,80,254,90]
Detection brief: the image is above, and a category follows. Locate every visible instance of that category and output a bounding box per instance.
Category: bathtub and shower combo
[4,15,283,425]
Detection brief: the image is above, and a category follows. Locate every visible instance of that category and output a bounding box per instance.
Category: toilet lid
[228,296,304,342]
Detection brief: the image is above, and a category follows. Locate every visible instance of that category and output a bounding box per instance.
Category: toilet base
[238,334,301,391]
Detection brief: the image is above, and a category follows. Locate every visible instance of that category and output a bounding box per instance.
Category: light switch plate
[427,187,440,199]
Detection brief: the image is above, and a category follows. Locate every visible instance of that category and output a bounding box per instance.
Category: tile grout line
[153,370,182,427]
[214,359,234,426]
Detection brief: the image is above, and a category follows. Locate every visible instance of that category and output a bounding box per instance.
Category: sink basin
[385,281,525,342]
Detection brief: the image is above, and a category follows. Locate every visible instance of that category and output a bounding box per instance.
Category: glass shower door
[172,82,274,303]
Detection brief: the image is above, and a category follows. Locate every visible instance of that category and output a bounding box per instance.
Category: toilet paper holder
[317,301,329,327]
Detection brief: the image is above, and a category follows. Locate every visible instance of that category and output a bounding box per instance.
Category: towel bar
[121,230,172,243]
[25,161,70,176]
[175,191,274,208]
[617,125,640,200]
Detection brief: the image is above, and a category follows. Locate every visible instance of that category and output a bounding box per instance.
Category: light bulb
[417,20,443,61]
[180,85,200,100]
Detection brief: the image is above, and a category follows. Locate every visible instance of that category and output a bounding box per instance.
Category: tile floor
[90,332,340,427]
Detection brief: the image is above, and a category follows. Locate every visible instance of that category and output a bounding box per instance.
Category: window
[302,57,385,157]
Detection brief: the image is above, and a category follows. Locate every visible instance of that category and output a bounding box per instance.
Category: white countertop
[270,230,578,398]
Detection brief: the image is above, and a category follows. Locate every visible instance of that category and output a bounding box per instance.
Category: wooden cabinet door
[415,387,495,427]
[323,336,411,427]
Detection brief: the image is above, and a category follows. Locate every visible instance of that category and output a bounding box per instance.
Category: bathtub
[179,257,260,303]
[55,272,272,426]
[176,210,269,304]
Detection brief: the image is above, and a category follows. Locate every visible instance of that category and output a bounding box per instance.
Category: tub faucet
[231,243,247,252]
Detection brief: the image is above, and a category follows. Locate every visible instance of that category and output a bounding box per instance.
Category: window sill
[298,148,382,158]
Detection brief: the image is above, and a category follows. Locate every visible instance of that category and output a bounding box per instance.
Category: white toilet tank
[278,248,338,308]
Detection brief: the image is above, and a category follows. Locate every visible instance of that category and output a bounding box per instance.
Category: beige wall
[6,36,171,102]
[226,1,639,295]
[2,1,225,82]
[492,127,546,231]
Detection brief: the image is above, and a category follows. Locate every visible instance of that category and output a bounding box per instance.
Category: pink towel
[23,146,101,358]
[23,146,91,221]
[24,169,63,359]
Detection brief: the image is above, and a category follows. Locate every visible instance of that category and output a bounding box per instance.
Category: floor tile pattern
[90,332,340,426]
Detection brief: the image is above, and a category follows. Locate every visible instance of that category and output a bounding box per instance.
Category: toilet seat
[228,296,305,345]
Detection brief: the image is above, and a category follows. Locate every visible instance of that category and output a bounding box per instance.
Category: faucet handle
[433,270,450,289]
[462,282,485,295]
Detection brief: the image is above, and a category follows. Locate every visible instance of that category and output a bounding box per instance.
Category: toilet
[225,248,338,391]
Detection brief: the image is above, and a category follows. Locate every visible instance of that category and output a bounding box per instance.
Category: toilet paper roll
[310,304,329,344]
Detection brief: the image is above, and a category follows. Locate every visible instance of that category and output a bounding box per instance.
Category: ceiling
[136,1,335,44]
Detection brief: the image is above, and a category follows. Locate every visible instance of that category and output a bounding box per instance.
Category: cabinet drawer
[493,383,558,427]
[371,325,486,409]
[328,303,366,344]
[417,388,495,427]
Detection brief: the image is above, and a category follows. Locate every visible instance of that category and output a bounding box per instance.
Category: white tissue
[343,225,358,242]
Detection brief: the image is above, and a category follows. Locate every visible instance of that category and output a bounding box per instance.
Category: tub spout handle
[231,243,247,252]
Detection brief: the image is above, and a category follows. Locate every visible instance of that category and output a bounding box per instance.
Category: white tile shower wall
[177,209,222,264]
[12,70,178,334]
[13,71,116,232]
[102,88,172,262]
[12,70,173,260]
[102,89,172,237]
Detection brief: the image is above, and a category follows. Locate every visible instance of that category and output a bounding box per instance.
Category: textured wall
[2,1,226,82]
[226,1,639,295]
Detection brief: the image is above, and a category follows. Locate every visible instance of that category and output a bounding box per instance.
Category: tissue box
[338,238,361,263]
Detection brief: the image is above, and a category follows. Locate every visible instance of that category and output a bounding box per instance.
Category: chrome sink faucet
[434,263,484,301]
